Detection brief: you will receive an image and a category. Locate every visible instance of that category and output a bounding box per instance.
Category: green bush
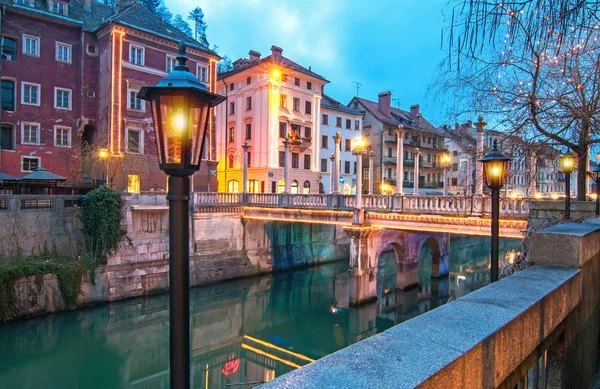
[81,186,126,258]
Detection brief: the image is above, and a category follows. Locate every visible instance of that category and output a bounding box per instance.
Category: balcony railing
[1,100,15,111]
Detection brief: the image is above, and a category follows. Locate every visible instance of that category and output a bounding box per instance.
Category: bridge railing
[193,192,530,218]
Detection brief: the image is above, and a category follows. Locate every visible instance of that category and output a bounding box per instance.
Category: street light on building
[440,152,452,196]
[98,148,109,186]
[480,140,510,283]
[138,41,225,389]
[558,152,576,219]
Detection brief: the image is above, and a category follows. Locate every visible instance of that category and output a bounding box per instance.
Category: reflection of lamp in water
[330,306,338,314]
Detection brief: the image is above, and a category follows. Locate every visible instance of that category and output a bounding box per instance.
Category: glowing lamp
[440,153,452,167]
[272,70,281,80]
[99,148,109,159]
[558,152,576,174]
[480,140,510,190]
[138,41,225,176]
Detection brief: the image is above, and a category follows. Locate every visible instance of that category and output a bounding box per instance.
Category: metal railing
[0,195,84,211]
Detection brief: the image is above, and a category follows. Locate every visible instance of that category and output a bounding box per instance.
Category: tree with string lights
[439,1,600,200]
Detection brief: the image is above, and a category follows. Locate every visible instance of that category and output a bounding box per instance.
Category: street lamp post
[558,152,576,219]
[368,151,374,195]
[590,164,600,216]
[440,152,452,196]
[138,41,225,389]
[98,148,109,186]
[480,140,510,283]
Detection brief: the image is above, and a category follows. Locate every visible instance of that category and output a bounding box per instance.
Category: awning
[0,172,19,181]
[20,167,67,181]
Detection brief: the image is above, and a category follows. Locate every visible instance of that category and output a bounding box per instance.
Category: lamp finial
[175,41,189,71]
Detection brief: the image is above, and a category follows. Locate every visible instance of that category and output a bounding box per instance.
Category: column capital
[333,131,343,144]
[283,137,290,148]
[369,151,375,160]
[395,124,405,135]
[329,153,335,161]
[475,115,487,133]
[414,147,421,155]
[242,142,251,151]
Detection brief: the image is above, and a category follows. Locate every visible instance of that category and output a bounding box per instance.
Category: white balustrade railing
[192,192,530,218]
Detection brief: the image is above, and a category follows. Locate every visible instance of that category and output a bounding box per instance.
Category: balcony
[383,157,397,165]
[422,182,444,189]
[404,159,415,167]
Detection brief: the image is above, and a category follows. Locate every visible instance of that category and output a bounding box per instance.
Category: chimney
[83,0,92,11]
[232,58,249,70]
[410,104,422,126]
[271,45,283,59]
[248,50,261,62]
[116,0,135,12]
[378,91,391,117]
[467,120,473,128]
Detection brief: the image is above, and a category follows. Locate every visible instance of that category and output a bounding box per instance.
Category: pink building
[215,46,328,194]
[0,0,220,192]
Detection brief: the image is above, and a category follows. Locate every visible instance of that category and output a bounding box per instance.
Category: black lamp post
[558,152,576,219]
[138,41,224,389]
[589,164,600,216]
[480,140,510,283]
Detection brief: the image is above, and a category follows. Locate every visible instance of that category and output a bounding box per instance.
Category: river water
[0,235,517,389]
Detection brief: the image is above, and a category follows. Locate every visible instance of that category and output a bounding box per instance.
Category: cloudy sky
[166,0,450,124]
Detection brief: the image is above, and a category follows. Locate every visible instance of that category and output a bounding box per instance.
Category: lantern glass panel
[189,97,210,166]
[559,154,576,174]
[483,159,508,189]
[158,94,187,165]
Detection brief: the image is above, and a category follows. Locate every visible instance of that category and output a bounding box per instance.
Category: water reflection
[0,235,517,388]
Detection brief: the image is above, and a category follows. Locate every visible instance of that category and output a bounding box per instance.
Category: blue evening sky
[166,0,450,125]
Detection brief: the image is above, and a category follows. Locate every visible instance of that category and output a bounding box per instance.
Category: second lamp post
[558,152,576,219]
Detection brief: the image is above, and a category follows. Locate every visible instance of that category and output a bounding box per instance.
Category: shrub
[80,186,125,258]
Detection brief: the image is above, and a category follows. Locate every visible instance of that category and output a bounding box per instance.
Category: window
[363,168,369,180]
[166,55,177,72]
[52,1,65,14]
[388,148,392,158]
[306,81,312,90]
[21,82,40,106]
[304,154,311,170]
[320,158,327,172]
[228,154,234,168]
[277,179,285,193]
[128,88,144,111]
[1,37,17,60]
[1,124,15,150]
[281,74,288,82]
[246,76,251,85]
[130,45,144,66]
[345,119,351,129]
[336,117,342,127]
[280,94,287,109]
[23,35,39,56]
[54,126,71,147]
[228,126,235,143]
[1,80,14,111]
[54,87,71,110]
[86,45,97,55]
[21,122,39,145]
[321,135,328,149]
[294,77,300,86]
[22,156,39,173]
[247,151,251,167]
[354,162,357,174]
[197,65,208,83]
[227,180,239,193]
[279,122,287,138]
[245,123,251,139]
[304,127,311,139]
[128,175,140,193]
[126,127,143,153]
[55,42,71,63]
[322,114,328,125]
[354,120,360,130]
[293,98,300,111]
[292,153,299,169]
[229,101,235,115]
[344,161,350,174]
[291,180,299,194]
[279,151,285,167]
[229,83,234,91]
[87,91,96,98]
[303,181,311,194]
[246,96,252,111]
[305,101,311,114]
[345,139,351,151]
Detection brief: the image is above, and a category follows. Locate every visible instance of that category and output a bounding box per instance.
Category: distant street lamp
[352,137,367,208]
[138,41,225,389]
[589,163,600,215]
[480,140,510,283]
[558,152,576,219]
[440,152,452,196]
[98,148,109,186]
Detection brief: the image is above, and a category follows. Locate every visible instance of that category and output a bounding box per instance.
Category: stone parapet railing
[260,221,600,389]
[0,194,83,211]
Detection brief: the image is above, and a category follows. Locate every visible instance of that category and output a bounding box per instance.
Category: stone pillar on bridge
[345,227,377,306]
[395,125,405,196]
[283,137,291,194]
[242,142,250,196]
[431,249,450,278]
[396,262,419,290]
[414,148,421,195]
[466,145,473,196]
[333,132,343,194]
[368,151,374,195]
[329,153,335,194]
[476,116,486,196]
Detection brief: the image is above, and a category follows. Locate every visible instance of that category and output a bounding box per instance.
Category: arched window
[248,179,260,193]
[277,179,285,193]
[291,180,299,194]
[318,182,324,194]
[228,179,239,193]
[343,183,351,194]
[302,180,310,194]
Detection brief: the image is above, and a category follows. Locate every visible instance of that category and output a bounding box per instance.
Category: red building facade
[0,0,220,192]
